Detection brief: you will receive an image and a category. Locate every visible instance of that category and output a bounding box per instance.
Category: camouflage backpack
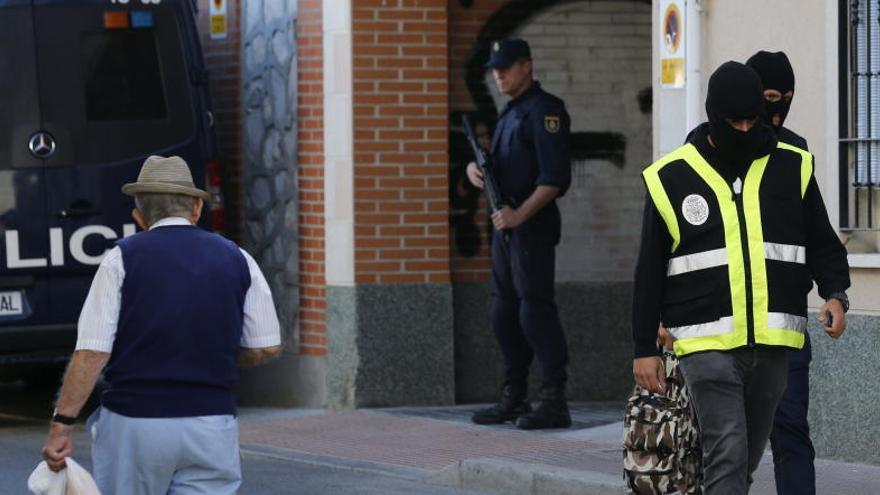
[623,351,702,494]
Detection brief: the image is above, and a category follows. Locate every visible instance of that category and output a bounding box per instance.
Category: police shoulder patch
[544,115,560,133]
[681,194,709,226]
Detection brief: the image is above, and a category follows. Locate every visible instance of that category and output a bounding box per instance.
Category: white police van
[0,0,225,380]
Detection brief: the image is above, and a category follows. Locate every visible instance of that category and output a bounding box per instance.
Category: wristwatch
[51,408,77,426]
[827,291,849,313]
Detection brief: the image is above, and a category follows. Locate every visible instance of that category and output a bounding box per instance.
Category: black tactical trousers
[770,333,815,495]
[489,228,568,387]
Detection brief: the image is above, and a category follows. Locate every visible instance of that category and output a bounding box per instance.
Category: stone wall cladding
[454,281,634,403]
[327,284,455,408]
[243,0,300,343]
[809,313,880,464]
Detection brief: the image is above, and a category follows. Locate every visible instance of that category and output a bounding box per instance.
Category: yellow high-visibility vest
[642,142,813,357]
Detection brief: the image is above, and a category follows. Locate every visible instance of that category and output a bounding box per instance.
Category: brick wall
[297,0,327,356]
[447,0,652,284]
[351,0,451,285]
[197,0,243,240]
[515,2,652,282]
[448,0,508,283]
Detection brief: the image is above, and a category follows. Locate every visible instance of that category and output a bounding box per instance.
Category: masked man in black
[746,50,844,495]
[632,62,849,494]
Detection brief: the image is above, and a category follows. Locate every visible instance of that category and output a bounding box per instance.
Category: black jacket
[631,124,849,358]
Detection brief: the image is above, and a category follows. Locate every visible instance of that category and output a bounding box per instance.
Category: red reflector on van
[104,11,129,29]
[206,160,226,235]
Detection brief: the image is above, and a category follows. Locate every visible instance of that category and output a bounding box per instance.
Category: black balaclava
[746,51,795,129]
[705,61,768,167]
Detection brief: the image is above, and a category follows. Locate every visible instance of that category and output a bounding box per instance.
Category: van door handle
[57,200,101,219]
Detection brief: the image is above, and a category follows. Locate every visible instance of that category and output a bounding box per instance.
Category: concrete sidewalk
[238,403,880,494]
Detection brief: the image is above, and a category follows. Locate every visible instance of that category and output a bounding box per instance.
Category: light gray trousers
[88,407,241,495]
[679,347,788,495]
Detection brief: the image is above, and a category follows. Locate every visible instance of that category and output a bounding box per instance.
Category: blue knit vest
[102,225,250,417]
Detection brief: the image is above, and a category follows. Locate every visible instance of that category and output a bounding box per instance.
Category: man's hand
[466,162,484,189]
[39,350,108,472]
[238,345,283,367]
[819,298,846,339]
[42,423,74,472]
[491,207,522,231]
[634,356,666,394]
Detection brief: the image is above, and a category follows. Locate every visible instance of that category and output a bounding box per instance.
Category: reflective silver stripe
[766,312,807,333]
[666,248,729,276]
[667,316,735,340]
[763,242,806,264]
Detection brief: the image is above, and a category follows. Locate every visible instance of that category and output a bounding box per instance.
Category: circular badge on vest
[682,194,709,226]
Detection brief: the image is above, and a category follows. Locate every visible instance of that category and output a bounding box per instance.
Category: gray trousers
[679,347,788,495]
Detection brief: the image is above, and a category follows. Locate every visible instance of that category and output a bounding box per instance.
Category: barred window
[841,0,880,233]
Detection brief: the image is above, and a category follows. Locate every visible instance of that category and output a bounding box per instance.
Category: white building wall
[653,0,880,314]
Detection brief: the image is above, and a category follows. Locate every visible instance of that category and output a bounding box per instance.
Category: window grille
[841,0,880,231]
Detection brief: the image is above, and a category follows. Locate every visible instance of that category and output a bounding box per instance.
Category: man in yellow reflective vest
[631,61,850,494]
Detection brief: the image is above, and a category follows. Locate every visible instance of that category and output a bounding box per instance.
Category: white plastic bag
[28,457,100,495]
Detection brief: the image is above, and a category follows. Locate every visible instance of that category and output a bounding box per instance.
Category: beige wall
[702,0,828,185]
[654,0,880,312]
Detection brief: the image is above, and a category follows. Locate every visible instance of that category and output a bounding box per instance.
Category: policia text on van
[0,0,225,375]
[631,62,849,493]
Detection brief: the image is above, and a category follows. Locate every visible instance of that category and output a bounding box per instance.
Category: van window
[81,31,167,121]
[34,4,196,166]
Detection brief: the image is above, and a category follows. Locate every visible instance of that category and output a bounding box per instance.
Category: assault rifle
[462,114,511,213]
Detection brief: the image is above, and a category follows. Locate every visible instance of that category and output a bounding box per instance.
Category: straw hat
[121,155,211,201]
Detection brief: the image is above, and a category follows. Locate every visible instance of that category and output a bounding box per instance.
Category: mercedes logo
[28,131,56,159]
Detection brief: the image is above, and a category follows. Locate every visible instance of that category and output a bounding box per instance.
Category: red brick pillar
[297,0,328,358]
[323,0,455,408]
[352,0,451,285]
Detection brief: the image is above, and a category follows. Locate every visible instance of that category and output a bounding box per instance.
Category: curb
[240,444,432,481]
[430,458,624,495]
[243,443,626,495]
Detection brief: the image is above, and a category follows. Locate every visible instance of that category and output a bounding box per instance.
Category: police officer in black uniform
[467,38,573,430]
[746,50,848,495]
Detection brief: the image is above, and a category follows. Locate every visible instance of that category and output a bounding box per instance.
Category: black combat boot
[471,382,531,425]
[515,385,571,430]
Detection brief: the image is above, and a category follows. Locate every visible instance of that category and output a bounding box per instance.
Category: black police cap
[485,38,532,69]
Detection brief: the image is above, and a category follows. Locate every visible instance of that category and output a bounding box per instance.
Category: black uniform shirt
[776,125,808,151]
[491,82,572,240]
[631,123,850,358]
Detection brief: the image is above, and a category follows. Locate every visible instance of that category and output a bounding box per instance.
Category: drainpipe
[685,0,704,131]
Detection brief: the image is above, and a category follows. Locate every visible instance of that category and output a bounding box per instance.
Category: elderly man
[41,155,282,494]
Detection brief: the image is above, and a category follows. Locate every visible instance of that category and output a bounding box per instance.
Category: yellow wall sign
[210,0,227,40]
[659,0,685,88]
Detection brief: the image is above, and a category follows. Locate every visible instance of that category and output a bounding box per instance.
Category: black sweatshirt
[631,124,850,358]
